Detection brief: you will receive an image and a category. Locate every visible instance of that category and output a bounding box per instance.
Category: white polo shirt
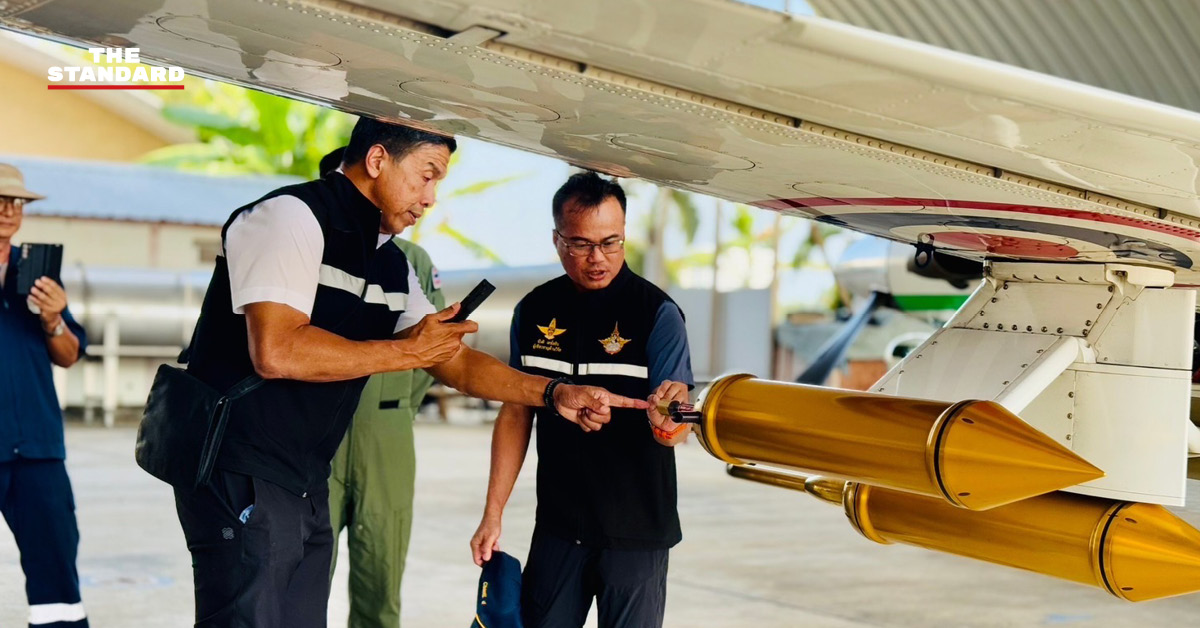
[224,195,436,333]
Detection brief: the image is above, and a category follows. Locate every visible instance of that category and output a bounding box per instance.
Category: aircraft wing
[4,0,1200,280]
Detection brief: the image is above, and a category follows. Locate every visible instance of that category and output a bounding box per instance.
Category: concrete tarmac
[4,420,1200,627]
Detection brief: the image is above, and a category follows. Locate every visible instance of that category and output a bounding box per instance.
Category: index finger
[606,394,652,410]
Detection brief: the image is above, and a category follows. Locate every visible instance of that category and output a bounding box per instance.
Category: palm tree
[627,183,701,284]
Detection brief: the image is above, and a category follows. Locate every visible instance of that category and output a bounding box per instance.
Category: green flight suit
[329,238,444,628]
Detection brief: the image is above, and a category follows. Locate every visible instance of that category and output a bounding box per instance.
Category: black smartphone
[16,243,64,296]
[448,279,495,323]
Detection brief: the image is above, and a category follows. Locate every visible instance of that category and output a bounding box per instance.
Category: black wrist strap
[543,377,572,412]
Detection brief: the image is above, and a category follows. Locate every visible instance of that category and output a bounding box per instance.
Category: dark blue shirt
[0,245,87,462]
[509,300,694,392]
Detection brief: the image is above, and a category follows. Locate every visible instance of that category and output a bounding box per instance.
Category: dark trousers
[0,458,89,628]
[521,532,669,628]
[173,470,333,628]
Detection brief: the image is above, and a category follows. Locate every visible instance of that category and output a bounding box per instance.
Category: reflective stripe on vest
[576,363,648,378]
[319,264,409,311]
[521,355,574,375]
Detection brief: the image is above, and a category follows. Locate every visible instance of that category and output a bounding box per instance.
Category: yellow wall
[0,60,168,161]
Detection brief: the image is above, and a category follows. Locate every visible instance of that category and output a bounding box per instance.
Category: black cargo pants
[173,470,333,628]
[521,531,669,628]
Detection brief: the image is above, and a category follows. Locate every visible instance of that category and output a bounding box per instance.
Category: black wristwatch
[543,377,571,413]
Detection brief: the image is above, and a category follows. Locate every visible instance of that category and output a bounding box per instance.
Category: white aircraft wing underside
[4,0,1200,280]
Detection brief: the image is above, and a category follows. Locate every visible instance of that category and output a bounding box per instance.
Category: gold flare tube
[844,484,1200,602]
[695,374,1102,510]
[725,466,1200,601]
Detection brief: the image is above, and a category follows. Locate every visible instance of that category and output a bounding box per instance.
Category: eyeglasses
[0,197,26,216]
[555,231,625,257]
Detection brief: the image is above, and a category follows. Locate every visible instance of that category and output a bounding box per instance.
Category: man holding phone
[174,121,649,627]
[319,146,464,628]
[0,163,90,627]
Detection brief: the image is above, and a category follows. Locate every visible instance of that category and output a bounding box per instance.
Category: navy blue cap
[471,551,525,628]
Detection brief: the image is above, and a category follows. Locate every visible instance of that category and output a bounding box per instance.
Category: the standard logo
[47,47,185,90]
[599,323,630,355]
[534,318,567,353]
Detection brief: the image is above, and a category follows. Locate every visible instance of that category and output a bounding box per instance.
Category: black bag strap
[188,227,372,488]
[194,373,267,488]
[225,373,266,400]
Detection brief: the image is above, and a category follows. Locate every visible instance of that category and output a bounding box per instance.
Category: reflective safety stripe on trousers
[30,602,87,625]
[319,264,409,311]
[520,356,647,379]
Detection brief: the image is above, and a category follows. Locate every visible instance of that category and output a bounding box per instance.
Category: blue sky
[733,0,815,16]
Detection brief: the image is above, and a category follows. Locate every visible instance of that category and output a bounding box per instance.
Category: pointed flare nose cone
[933,400,1104,510]
[1102,502,1200,601]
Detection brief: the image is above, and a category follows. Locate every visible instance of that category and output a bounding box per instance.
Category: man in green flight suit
[323,148,444,627]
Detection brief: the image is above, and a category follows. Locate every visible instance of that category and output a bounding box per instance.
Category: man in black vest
[177,120,648,628]
[470,172,694,628]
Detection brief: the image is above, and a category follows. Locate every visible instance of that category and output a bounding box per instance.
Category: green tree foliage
[142,80,521,266]
[140,79,355,178]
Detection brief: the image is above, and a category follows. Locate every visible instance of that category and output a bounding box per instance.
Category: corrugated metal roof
[807,0,1200,112]
[1,155,303,226]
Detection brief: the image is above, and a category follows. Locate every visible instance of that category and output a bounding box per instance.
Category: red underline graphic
[47,84,185,90]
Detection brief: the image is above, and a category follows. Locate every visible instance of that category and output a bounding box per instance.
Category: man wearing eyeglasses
[0,163,90,627]
[470,171,694,628]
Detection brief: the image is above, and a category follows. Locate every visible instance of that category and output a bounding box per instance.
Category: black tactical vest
[187,173,410,495]
[515,264,682,549]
